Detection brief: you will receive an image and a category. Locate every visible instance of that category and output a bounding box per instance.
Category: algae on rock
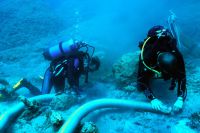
[112,52,139,87]
[50,93,77,110]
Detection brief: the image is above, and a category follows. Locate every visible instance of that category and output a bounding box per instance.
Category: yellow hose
[141,37,161,76]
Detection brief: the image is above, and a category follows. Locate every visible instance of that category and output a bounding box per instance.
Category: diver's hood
[148,25,172,39]
[88,56,100,72]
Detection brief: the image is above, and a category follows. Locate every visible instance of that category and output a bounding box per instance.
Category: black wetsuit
[137,35,187,101]
[41,52,88,94]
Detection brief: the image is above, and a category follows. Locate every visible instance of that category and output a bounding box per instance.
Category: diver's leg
[12,78,41,95]
[67,59,81,94]
[41,67,53,94]
[53,75,65,93]
[137,55,146,92]
[23,79,41,95]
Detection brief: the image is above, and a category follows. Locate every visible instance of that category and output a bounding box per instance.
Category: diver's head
[88,56,100,72]
[148,25,172,39]
[157,52,177,75]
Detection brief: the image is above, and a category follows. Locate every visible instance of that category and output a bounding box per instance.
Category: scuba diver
[1,40,100,99]
[137,25,186,113]
[42,39,100,95]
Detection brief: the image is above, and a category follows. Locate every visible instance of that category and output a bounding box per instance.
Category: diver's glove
[151,98,164,111]
[173,97,183,113]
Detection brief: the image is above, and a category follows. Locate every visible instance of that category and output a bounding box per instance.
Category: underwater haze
[1,0,200,55]
[0,0,200,133]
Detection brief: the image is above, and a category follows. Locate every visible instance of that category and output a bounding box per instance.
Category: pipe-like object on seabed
[0,94,55,132]
[59,99,171,133]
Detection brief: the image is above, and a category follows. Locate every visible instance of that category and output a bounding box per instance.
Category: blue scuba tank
[43,39,79,60]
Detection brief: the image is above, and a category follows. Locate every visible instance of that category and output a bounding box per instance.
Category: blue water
[0,0,200,132]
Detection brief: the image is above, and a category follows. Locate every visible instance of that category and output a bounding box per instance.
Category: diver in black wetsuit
[41,40,100,95]
[137,25,186,113]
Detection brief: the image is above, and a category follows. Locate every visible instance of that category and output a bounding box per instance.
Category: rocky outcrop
[79,122,99,133]
[112,52,139,87]
[187,112,200,130]
[50,93,77,110]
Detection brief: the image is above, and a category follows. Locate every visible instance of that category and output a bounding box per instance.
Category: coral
[187,112,200,130]
[0,84,6,91]
[19,96,40,111]
[33,109,64,132]
[80,122,99,133]
[49,111,63,126]
[18,96,44,121]
[50,93,77,110]
[45,110,64,129]
[112,52,139,86]
[123,84,137,92]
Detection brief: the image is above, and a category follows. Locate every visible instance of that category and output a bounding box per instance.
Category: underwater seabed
[0,52,200,133]
[0,1,200,133]
[0,28,199,132]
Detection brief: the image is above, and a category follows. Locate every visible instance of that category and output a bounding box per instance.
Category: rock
[0,79,9,86]
[0,84,6,91]
[80,122,99,133]
[46,110,64,129]
[123,85,137,92]
[171,119,196,133]
[50,93,77,110]
[18,96,44,121]
[112,52,139,86]
[187,112,200,130]
[19,96,40,111]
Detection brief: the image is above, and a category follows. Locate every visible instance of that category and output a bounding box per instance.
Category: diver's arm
[137,57,155,101]
[144,86,156,101]
[171,50,186,112]
[170,39,187,100]
[41,67,53,94]
[177,54,187,100]
[137,74,155,101]
[177,77,186,100]
[67,75,79,89]
[67,75,81,94]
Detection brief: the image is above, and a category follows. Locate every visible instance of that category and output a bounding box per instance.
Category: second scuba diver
[41,39,100,95]
[137,25,186,113]
[1,40,100,98]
